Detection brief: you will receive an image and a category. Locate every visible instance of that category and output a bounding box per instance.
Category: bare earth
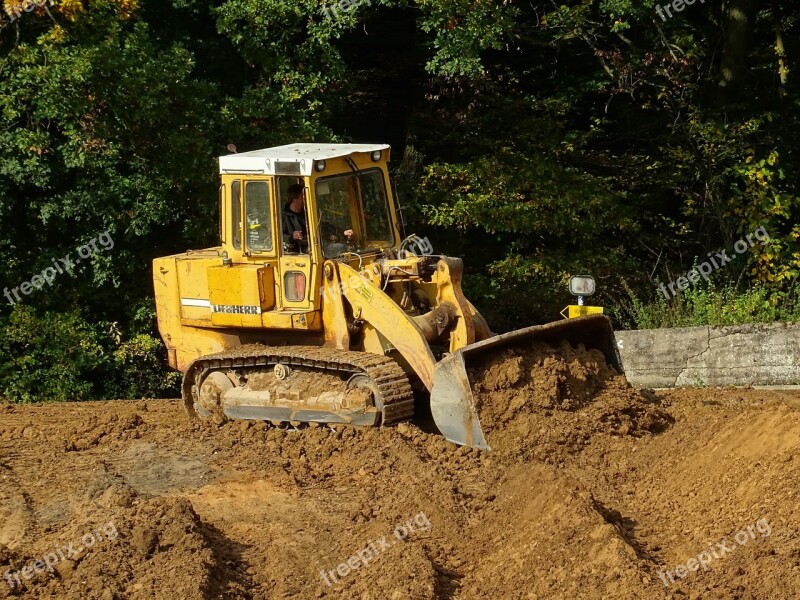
[1,344,799,599]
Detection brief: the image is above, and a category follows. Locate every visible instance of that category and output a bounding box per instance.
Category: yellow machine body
[153,144,621,449]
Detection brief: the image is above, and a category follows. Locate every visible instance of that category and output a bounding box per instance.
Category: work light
[569,275,596,297]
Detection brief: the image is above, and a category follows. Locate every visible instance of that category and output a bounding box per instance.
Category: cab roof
[218,143,391,176]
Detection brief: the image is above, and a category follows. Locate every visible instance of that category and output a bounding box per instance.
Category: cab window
[316,176,357,258]
[231,180,242,250]
[360,170,393,244]
[315,168,394,257]
[245,181,273,253]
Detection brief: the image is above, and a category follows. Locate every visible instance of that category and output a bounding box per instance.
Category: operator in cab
[282,184,310,253]
[282,183,355,255]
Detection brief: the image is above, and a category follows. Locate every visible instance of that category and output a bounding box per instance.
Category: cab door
[276,177,314,312]
[209,177,278,327]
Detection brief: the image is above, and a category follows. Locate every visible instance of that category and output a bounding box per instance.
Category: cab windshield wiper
[344,157,360,174]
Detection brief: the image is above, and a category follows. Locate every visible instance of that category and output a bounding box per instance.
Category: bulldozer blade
[430,315,623,450]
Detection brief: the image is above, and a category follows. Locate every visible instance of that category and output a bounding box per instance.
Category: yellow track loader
[153,144,621,450]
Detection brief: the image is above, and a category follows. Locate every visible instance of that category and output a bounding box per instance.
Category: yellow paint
[336,261,437,390]
[560,305,604,319]
[152,146,493,395]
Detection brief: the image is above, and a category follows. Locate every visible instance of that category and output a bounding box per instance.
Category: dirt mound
[470,341,673,461]
[0,473,249,600]
[1,380,799,598]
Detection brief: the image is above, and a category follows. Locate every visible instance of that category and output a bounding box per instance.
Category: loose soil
[1,343,799,599]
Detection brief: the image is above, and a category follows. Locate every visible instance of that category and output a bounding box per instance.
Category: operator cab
[215,143,402,321]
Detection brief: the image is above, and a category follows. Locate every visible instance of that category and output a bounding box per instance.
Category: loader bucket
[429,315,623,451]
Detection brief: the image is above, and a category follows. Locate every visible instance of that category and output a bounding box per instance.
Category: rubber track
[182,345,415,424]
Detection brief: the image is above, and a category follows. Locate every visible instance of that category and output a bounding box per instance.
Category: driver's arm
[281,213,293,245]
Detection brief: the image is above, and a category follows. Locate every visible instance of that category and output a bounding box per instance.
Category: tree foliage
[0,0,797,400]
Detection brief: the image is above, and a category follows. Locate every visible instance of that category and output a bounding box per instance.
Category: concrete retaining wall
[615,322,800,388]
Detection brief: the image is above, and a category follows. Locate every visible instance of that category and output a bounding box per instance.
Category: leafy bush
[611,281,800,330]
[0,305,178,403]
[110,333,181,400]
[0,307,110,402]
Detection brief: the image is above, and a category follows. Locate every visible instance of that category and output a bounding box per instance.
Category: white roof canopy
[218,143,390,176]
